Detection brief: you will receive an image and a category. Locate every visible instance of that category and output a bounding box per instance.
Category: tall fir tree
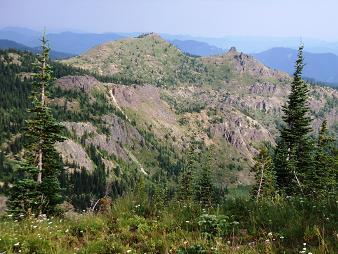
[177,145,197,203]
[251,145,276,201]
[275,44,314,196]
[7,34,64,217]
[193,150,215,208]
[312,120,337,198]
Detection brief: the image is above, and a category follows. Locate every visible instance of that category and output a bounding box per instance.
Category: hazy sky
[1,0,338,39]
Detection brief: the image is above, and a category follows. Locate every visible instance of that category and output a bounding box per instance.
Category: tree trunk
[37,49,46,184]
[256,164,264,200]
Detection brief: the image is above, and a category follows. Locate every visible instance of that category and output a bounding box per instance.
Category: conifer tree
[251,146,276,201]
[275,44,314,196]
[7,34,64,217]
[177,145,196,202]
[193,151,215,207]
[312,120,337,198]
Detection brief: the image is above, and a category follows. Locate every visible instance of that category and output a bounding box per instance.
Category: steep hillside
[62,34,337,150]
[1,36,337,210]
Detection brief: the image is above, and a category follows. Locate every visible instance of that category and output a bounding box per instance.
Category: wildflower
[32,225,38,229]
[126,250,132,253]
[265,239,270,243]
[308,252,312,254]
[303,243,307,246]
[185,220,190,223]
[268,232,273,237]
[280,236,284,239]
[14,242,20,246]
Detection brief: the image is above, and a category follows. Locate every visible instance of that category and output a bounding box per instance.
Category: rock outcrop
[56,75,99,93]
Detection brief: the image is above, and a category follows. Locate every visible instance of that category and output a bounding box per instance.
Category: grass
[0,194,336,254]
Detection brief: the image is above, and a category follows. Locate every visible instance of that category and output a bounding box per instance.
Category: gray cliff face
[56,75,99,93]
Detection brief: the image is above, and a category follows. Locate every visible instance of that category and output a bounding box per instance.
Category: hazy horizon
[1,0,338,41]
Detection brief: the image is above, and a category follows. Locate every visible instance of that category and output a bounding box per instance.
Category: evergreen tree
[312,120,337,198]
[193,151,215,207]
[275,44,314,196]
[7,34,64,217]
[251,146,276,201]
[177,145,196,202]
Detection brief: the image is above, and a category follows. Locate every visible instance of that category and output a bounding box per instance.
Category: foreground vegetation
[0,194,337,253]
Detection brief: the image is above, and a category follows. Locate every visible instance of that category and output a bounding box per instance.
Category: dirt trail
[109,88,131,122]
[124,148,148,175]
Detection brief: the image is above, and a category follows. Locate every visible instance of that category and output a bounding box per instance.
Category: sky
[1,0,338,40]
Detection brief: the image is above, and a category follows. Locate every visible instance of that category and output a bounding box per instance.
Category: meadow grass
[0,195,336,253]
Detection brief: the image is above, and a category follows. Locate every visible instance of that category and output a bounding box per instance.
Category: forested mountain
[0,34,337,252]
[254,47,338,86]
[1,34,337,206]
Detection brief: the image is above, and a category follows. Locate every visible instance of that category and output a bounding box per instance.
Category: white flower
[303,243,307,246]
[268,232,273,237]
[280,236,284,239]
[127,250,132,253]
[14,242,20,246]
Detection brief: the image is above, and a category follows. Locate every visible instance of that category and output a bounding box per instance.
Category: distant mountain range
[254,48,338,86]
[0,27,125,55]
[1,27,338,86]
[0,39,73,60]
[3,27,338,55]
[169,39,225,56]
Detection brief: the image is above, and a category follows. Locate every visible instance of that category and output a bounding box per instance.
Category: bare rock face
[55,139,94,172]
[249,82,280,95]
[62,118,144,163]
[55,75,99,93]
[225,48,289,80]
[209,111,275,160]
